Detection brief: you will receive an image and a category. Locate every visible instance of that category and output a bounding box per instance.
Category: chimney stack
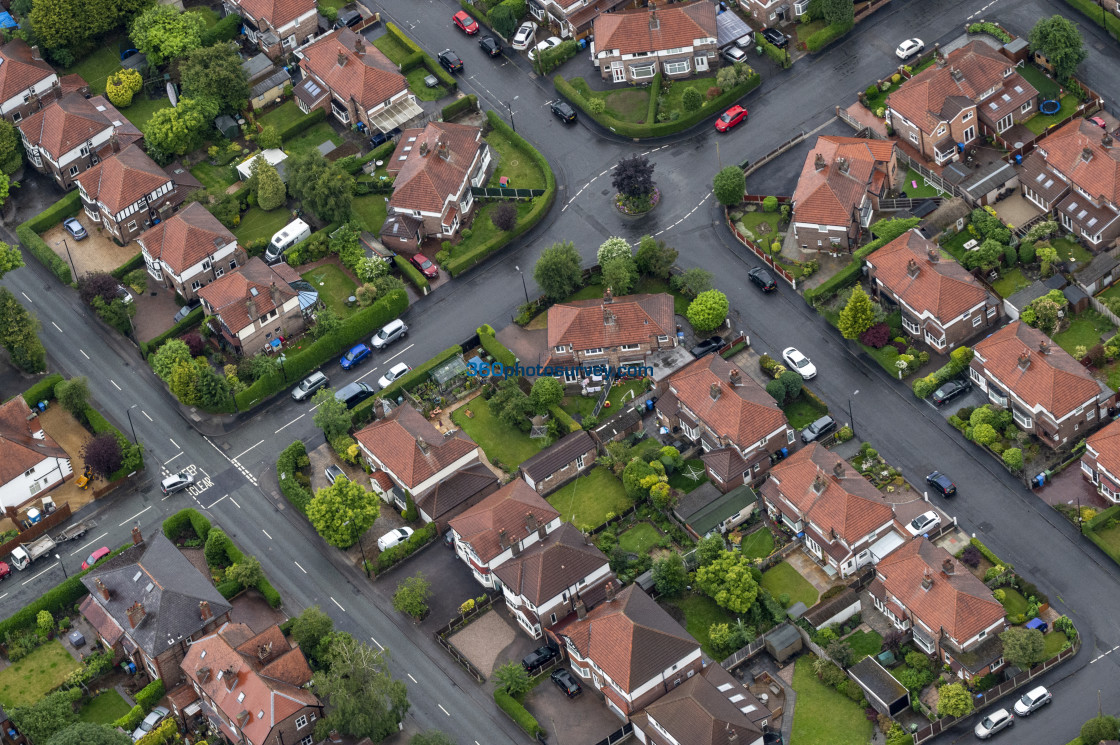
[225,667,239,691]
[1104,133,1114,148]
[604,308,616,326]
[337,51,347,67]
[438,140,449,160]
[270,282,282,309]
[603,287,613,304]
[1082,147,1094,162]
[942,558,955,575]
[727,728,738,744]
[814,153,826,171]
[1039,340,1051,354]
[31,45,41,61]
[1017,350,1032,370]
[329,733,343,744]
[246,296,258,322]
[934,46,945,67]
[927,247,940,263]
[95,577,110,601]
[131,525,142,545]
[354,38,364,56]
[198,666,212,684]
[417,438,429,455]
[499,529,510,550]
[199,600,213,621]
[832,461,845,479]
[605,581,616,602]
[836,156,849,174]
[257,642,273,661]
[575,598,587,620]
[921,569,933,590]
[710,382,721,401]
[126,601,146,629]
[906,258,920,278]
[649,8,659,31]
[950,67,963,82]
[729,369,741,387]
[525,511,539,532]
[812,474,828,495]
[237,710,250,726]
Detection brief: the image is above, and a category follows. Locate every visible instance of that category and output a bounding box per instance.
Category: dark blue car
[341,343,371,370]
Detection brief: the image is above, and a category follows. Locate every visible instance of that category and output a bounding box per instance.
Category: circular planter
[615,187,661,217]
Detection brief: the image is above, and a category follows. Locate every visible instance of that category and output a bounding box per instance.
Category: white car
[528,36,562,62]
[906,510,941,536]
[722,45,748,64]
[512,21,537,51]
[782,347,817,380]
[377,527,414,551]
[378,361,412,390]
[895,38,924,59]
[974,708,1014,739]
[132,706,170,741]
[1013,686,1052,716]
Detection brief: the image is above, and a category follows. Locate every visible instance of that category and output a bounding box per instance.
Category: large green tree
[686,289,729,332]
[308,478,380,548]
[292,605,334,667]
[0,120,22,174]
[533,241,583,301]
[392,573,431,619]
[713,166,746,207]
[143,97,218,158]
[286,150,354,223]
[411,732,455,745]
[311,387,352,440]
[55,376,90,417]
[601,255,638,296]
[47,722,131,745]
[0,241,24,277]
[820,0,855,28]
[1029,15,1087,82]
[10,689,81,745]
[131,4,205,65]
[936,682,974,718]
[253,158,287,211]
[651,552,687,596]
[999,627,1046,668]
[837,285,875,339]
[492,661,531,696]
[1081,715,1120,745]
[179,42,250,115]
[596,236,632,266]
[0,288,46,373]
[694,550,759,613]
[529,376,563,415]
[312,633,409,741]
[151,338,192,380]
[635,235,677,278]
[30,0,89,50]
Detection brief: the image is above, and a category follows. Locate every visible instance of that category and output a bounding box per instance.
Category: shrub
[762,196,779,213]
[805,22,852,52]
[1002,447,1023,471]
[858,322,890,348]
[277,440,313,514]
[494,689,544,738]
[960,545,982,567]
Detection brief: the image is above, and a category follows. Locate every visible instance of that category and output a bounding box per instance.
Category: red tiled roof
[548,292,674,351]
[197,257,298,334]
[792,136,896,227]
[386,122,483,214]
[140,202,237,274]
[448,479,560,564]
[299,29,407,113]
[1035,118,1120,206]
[238,0,314,29]
[0,396,68,486]
[79,594,124,647]
[594,2,716,57]
[0,40,55,103]
[492,523,609,607]
[353,405,477,490]
[633,664,768,745]
[73,143,172,215]
[1087,419,1120,475]
[18,93,141,159]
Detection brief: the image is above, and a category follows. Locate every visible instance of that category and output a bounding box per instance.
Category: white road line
[80,349,90,360]
[164,452,183,465]
[385,343,414,363]
[207,495,228,509]
[355,367,381,383]
[51,321,62,332]
[70,532,109,556]
[22,564,59,585]
[408,673,418,683]
[110,379,121,391]
[371,636,384,651]
[1090,644,1120,663]
[233,440,264,460]
[169,438,180,448]
[20,291,31,303]
[438,704,450,716]
[0,593,7,600]
[294,561,307,574]
[229,497,240,509]
[262,529,272,539]
[331,597,345,611]
[275,414,304,434]
[599,169,609,177]
[141,410,153,422]
[119,506,151,526]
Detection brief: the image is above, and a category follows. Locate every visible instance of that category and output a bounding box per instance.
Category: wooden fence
[0,502,72,560]
[879,197,945,211]
[896,151,968,201]
[725,212,796,288]
[433,592,499,683]
[1090,295,1120,327]
[835,106,879,138]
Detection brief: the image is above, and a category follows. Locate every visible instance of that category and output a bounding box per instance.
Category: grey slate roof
[1077,250,1120,285]
[1006,280,1050,312]
[414,461,498,521]
[849,656,908,707]
[81,533,232,658]
[519,430,596,481]
[591,407,642,441]
[251,69,290,98]
[241,53,275,82]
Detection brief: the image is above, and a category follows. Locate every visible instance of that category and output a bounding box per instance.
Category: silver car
[1013,686,1051,716]
[160,472,194,495]
[292,371,329,401]
[974,708,1014,739]
[371,319,407,349]
[132,706,169,741]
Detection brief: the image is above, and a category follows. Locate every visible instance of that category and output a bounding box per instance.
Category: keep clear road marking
[370,636,384,651]
[20,291,32,303]
[169,438,180,449]
[119,506,151,526]
[70,532,109,556]
[262,529,272,540]
[294,561,307,574]
[331,597,345,612]
[207,494,228,509]
[164,452,183,465]
[407,673,418,683]
[110,379,122,391]
[80,350,90,360]
[438,704,450,716]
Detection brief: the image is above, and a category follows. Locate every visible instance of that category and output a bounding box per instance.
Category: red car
[1089,115,1107,129]
[411,253,439,279]
[82,546,110,570]
[715,105,748,132]
[453,10,479,34]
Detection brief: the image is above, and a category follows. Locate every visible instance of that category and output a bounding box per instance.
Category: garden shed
[848,656,909,716]
[1004,280,1050,321]
[237,148,289,181]
[215,114,239,140]
[1075,250,1120,295]
[429,355,469,392]
[763,623,802,663]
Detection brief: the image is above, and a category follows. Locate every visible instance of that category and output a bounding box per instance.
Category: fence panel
[1090,296,1120,327]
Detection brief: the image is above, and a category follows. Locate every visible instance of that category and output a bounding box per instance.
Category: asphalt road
[4,0,1120,742]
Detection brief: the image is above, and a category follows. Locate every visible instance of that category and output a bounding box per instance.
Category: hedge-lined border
[272,105,327,143]
[22,190,82,234]
[494,689,545,738]
[110,252,145,280]
[1062,0,1120,40]
[351,344,463,425]
[277,440,312,514]
[805,22,852,52]
[394,254,430,293]
[970,537,1012,570]
[385,22,457,92]
[139,307,204,358]
[549,403,581,432]
[442,94,478,121]
[17,224,73,285]
[477,323,516,367]
[21,373,64,407]
[374,522,436,574]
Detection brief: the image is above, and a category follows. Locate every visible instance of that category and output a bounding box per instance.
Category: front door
[611,62,625,83]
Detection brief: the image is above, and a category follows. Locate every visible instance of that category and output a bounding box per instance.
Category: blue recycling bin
[645,399,654,412]
[1034,473,1046,487]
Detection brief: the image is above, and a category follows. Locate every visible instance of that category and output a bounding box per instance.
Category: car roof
[1024,686,1047,697]
[348,343,368,352]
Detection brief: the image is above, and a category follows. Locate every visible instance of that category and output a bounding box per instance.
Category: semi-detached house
[0,40,81,124]
[593,2,718,84]
[224,0,318,60]
[197,257,305,355]
[140,202,247,301]
[528,0,629,40]
[1082,418,1120,503]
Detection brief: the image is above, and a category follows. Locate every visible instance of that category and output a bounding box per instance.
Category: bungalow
[139,203,246,301]
[593,3,718,84]
[0,396,72,511]
[198,257,305,355]
[518,430,598,496]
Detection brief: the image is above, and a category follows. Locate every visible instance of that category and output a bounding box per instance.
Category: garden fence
[1089,296,1120,327]
[835,106,876,137]
[757,539,801,572]
[720,635,768,671]
[433,592,500,683]
[896,151,968,201]
[1011,212,1051,239]
[725,211,796,288]
[586,505,640,536]
[470,186,547,199]
[435,633,486,683]
[878,197,945,211]
[593,375,614,418]
[0,502,72,557]
[589,723,633,745]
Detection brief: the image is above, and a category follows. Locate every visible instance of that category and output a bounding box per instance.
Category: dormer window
[1003,67,1012,77]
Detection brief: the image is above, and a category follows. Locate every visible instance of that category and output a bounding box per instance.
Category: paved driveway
[522,671,625,745]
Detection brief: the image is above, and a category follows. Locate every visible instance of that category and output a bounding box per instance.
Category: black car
[550,669,582,698]
[931,378,972,405]
[801,415,837,443]
[926,471,957,497]
[479,35,502,57]
[173,299,201,323]
[522,645,559,672]
[761,28,788,48]
[438,49,464,74]
[690,336,725,358]
[748,266,777,292]
[550,100,577,123]
[369,127,402,148]
[335,8,361,28]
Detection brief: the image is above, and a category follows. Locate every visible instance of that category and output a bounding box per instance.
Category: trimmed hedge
[140,306,204,357]
[442,94,478,121]
[970,537,1011,569]
[277,440,313,514]
[399,50,425,73]
[371,343,461,401]
[1063,0,1120,39]
[272,106,326,142]
[805,22,852,52]
[1086,503,1120,531]
[385,21,422,54]
[445,111,556,276]
[22,373,64,407]
[374,522,436,573]
[134,679,165,711]
[394,254,430,293]
[110,252,145,280]
[494,689,545,738]
[477,323,517,367]
[114,705,145,732]
[17,224,73,285]
[422,55,458,92]
[22,190,82,234]
[645,71,661,124]
[912,347,973,399]
[549,404,581,432]
[209,521,283,608]
[385,22,457,92]
[163,508,213,543]
[202,12,241,46]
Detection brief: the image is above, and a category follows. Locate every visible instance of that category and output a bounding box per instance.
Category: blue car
[341,343,371,370]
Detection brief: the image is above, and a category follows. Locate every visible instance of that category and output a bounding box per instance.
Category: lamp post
[55,554,67,579]
[847,390,858,439]
[278,353,288,383]
[125,404,139,446]
[514,265,530,306]
[504,99,516,133]
[343,520,371,578]
[57,237,77,279]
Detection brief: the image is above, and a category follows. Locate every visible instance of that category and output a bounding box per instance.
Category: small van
[335,382,375,409]
[265,219,311,263]
[371,319,408,349]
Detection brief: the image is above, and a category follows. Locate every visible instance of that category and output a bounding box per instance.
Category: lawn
[845,629,883,661]
[760,561,819,609]
[63,40,123,94]
[188,6,219,26]
[373,33,413,65]
[740,528,774,560]
[546,466,632,529]
[301,263,358,319]
[285,121,344,155]
[316,0,349,10]
[352,193,389,233]
[559,379,649,421]
[449,200,535,260]
[667,459,708,492]
[997,587,1029,616]
[260,100,303,128]
[1052,311,1116,357]
[794,19,828,47]
[782,391,828,429]
[486,128,547,191]
[941,230,975,264]
[568,77,651,124]
[731,209,782,248]
[121,92,173,131]
[191,161,240,193]
[78,689,132,724]
[991,267,1032,298]
[790,655,874,745]
[902,167,948,198]
[668,592,738,659]
[452,401,543,469]
[1016,63,1061,99]
[1024,94,1080,135]
[1043,630,1069,658]
[1051,236,1093,266]
[0,641,81,708]
[233,205,292,245]
[405,68,450,101]
[617,522,663,554]
[660,77,718,117]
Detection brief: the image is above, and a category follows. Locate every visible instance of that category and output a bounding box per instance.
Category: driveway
[132,284,185,343]
[522,670,625,745]
[41,222,137,277]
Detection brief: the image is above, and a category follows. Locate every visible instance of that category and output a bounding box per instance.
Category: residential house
[592,3,718,84]
[1019,119,1120,249]
[493,522,613,639]
[414,462,500,533]
[198,257,305,355]
[544,289,676,384]
[866,229,1001,352]
[0,396,71,511]
[735,0,806,26]
[673,482,757,540]
[518,430,598,496]
[383,121,492,249]
[294,29,421,135]
[548,584,702,719]
[139,203,247,301]
[759,443,900,578]
[181,622,323,745]
[631,663,772,745]
[0,40,72,124]
[790,136,900,252]
[448,478,562,590]
[970,321,1114,448]
[18,93,141,190]
[529,0,629,40]
[656,355,794,492]
[869,537,1007,682]
[223,0,319,59]
[74,143,200,244]
[886,41,1038,166]
[79,528,233,682]
[1081,418,1120,503]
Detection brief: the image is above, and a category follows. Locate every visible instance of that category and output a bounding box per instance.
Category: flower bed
[616,187,660,215]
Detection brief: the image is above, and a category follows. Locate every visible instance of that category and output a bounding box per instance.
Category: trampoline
[1038,99,1061,115]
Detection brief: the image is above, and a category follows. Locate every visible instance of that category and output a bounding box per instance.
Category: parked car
[1013,686,1052,716]
[161,472,194,495]
[528,36,562,62]
[931,378,971,405]
[63,217,87,240]
[479,35,502,56]
[340,343,372,370]
[782,347,817,379]
[512,21,537,51]
[722,45,747,64]
[895,38,924,59]
[410,253,439,279]
[335,381,374,409]
[761,28,788,48]
[116,284,134,304]
[132,706,170,742]
[551,100,577,123]
[551,668,582,698]
[377,527,414,551]
[438,49,463,74]
[379,362,412,390]
[369,127,402,148]
[715,104,748,132]
[371,319,408,349]
[81,546,110,570]
[292,371,329,401]
[335,8,361,29]
[1088,115,1107,129]
[974,708,1014,739]
[690,336,725,358]
[173,299,201,323]
[925,470,957,497]
[522,645,559,672]
[325,465,347,486]
[801,415,836,443]
[748,266,777,292]
[906,510,941,536]
[452,10,479,34]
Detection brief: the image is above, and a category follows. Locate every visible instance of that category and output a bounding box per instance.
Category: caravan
[265,219,311,264]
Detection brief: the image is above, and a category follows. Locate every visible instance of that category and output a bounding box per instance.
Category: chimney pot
[337,51,347,67]
[575,598,587,620]
[729,369,741,386]
[1082,147,1093,162]
[126,601,146,629]
[812,474,828,495]
[417,438,429,455]
[95,577,110,601]
[199,600,213,621]
[921,569,933,590]
[226,667,239,691]
[1039,340,1050,354]
[906,258,920,278]
[832,461,844,478]
[942,558,955,575]
[603,287,613,304]
[354,38,364,55]
[605,581,616,602]
[1018,350,1032,370]
[131,525,142,545]
[814,153,826,171]
[710,382,721,401]
[927,247,940,263]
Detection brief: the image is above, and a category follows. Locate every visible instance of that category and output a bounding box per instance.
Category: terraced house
[1080,418,1120,503]
[223,0,318,60]
[592,2,718,84]
[139,202,246,301]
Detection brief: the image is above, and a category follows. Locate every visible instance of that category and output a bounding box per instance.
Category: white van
[266,219,311,263]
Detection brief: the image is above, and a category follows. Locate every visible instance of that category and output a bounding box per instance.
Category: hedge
[17,224,73,285]
[494,689,545,738]
[135,679,165,711]
[422,55,458,92]
[1063,0,1120,39]
[374,522,436,573]
[277,440,313,514]
[234,288,408,409]
[355,345,463,418]
[399,50,425,73]
[272,106,326,142]
[549,404,581,432]
[445,111,556,276]
[912,347,973,399]
[136,717,178,745]
[201,12,241,46]
[645,71,661,124]
[394,254,430,293]
[114,705,145,733]
[22,373,64,406]
[163,508,213,543]
[83,402,144,481]
[477,323,517,367]
[442,94,478,121]
[970,537,1011,569]
[208,523,283,607]
[385,21,423,54]
[109,252,145,280]
[805,22,852,52]
[139,306,204,357]
[22,190,82,234]
[1086,503,1120,531]
[385,22,457,92]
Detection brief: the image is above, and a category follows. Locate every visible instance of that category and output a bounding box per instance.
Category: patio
[992,191,1043,228]
[776,550,838,597]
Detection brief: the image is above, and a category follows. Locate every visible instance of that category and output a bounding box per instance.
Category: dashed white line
[275,414,304,434]
[0,593,7,600]
[331,597,345,611]
[169,438,180,449]
[1090,644,1120,663]
[385,343,414,363]
[70,532,109,556]
[294,561,307,574]
[371,636,384,651]
[207,495,228,509]
[110,379,121,391]
[407,673,418,683]
[438,704,450,716]
[80,349,90,360]
[262,529,272,539]
[599,169,609,177]
[22,564,59,585]
[51,321,62,332]
[20,291,32,303]
[233,440,264,460]
[119,506,151,526]
[141,410,153,422]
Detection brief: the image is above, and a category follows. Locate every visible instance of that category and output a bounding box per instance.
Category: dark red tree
[81,433,123,479]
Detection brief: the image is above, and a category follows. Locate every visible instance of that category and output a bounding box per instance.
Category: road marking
[203,436,258,487]
[262,529,272,540]
[275,414,304,434]
[371,636,384,651]
[1090,644,1120,663]
[438,704,450,716]
[599,169,609,177]
[80,349,90,360]
[294,561,307,574]
[51,321,62,332]
[229,497,240,509]
[355,366,381,383]
[408,673,417,683]
[141,410,153,422]
[20,292,31,303]
[233,440,264,460]
[110,379,121,391]
[385,343,414,363]
[206,495,228,509]
[331,597,345,611]
[0,593,6,600]
[169,438,180,448]
[119,506,151,526]
[22,564,59,585]
[70,532,108,556]
[164,452,183,465]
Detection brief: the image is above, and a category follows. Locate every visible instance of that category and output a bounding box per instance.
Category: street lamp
[125,404,139,446]
[343,520,371,577]
[504,100,516,133]
[56,237,77,279]
[514,265,530,306]
[278,353,288,383]
[847,390,859,440]
[55,554,67,579]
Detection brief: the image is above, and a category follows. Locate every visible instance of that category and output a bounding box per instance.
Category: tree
[635,235,677,278]
[488,378,533,432]
[179,42,250,115]
[529,377,563,414]
[1029,15,1087,82]
[492,661,531,696]
[597,236,632,266]
[0,289,46,373]
[411,732,455,745]
[355,256,389,283]
[1081,715,1120,745]
[686,290,729,332]
[820,0,854,28]
[10,689,81,745]
[612,154,655,199]
[310,307,342,339]
[649,481,673,511]
[105,69,143,108]
[55,377,89,417]
[81,433,123,478]
[695,534,724,566]
[253,158,286,211]
[672,267,714,297]
[488,2,517,37]
[312,633,409,741]
[622,458,657,500]
[392,573,431,619]
[999,627,1046,668]
[48,722,131,745]
[144,97,218,158]
[765,379,787,405]
[0,120,21,174]
[286,150,354,223]
[963,238,1004,271]
[936,682,974,718]
[292,605,334,666]
[30,0,91,50]
[0,241,23,279]
[227,556,264,588]
[826,639,854,668]
[837,285,875,339]
[257,124,282,150]
[652,552,687,596]
[311,387,352,440]
[695,551,759,613]
[78,272,122,306]
[491,201,517,231]
[308,478,380,548]
[601,255,638,295]
[778,369,803,401]
[713,166,746,206]
[681,86,703,112]
[533,241,583,301]
[203,527,232,566]
[132,4,205,65]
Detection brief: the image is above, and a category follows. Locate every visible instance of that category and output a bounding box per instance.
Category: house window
[583,348,603,355]
[629,63,656,79]
[127,221,137,232]
[11,112,20,123]
[191,280,202,291]
[620,344,640,351]
[972,315,982,326]
[554,345,567,353]
[963,125,976,142]
[576,454,585,469]
[996,114,1013,133]
[300,737,313,745]
[695,55,708,71]
[229,259,237,270]
[1020,101,1032,113]
[215,267,225,278]
[664,60,690,75]
[978,630,986,639]
[657,335,670,342]
[786,429,795,444]
[295,715,308,729]
[202,258,212,270]
[80,145,89,156]
[909,131,918,144]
